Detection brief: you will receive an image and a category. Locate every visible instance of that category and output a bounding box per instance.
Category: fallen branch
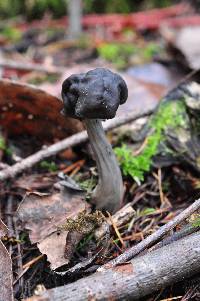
[152,224,200,251]
[95,202,135,240]
[0,59,64,74]
[100,198,200,270]
[0,109,153,181]
[26,231,200,301]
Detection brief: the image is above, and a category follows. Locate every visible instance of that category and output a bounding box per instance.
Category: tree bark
[26,231,200,301]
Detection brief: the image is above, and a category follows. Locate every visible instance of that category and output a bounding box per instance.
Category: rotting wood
[25,231,200,301]
[0,108,153,181]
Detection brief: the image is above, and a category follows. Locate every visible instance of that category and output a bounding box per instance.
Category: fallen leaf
[14,174,56,191]
[0,219,8,237]
[17,187,90,269]
[0,79,83,143]
[0,219,13,301]
[161,20,200,70]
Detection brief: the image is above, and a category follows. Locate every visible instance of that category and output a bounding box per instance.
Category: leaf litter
[0,219,13,301]
[17,183,90,270]
[1,4,200,300]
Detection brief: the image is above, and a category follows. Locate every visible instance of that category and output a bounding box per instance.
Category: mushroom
[61,68,128,213]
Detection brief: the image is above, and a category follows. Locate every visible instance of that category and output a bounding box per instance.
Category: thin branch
[100,198,200,271]
[0,59,64,74]
[0,108,153,182]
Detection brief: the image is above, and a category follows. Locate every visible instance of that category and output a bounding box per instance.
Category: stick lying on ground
[26,231,200,301]
[0,109,153,182]
[100,198,200,271]
[0,58,65,74]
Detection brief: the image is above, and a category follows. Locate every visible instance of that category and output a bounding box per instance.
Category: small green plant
[0,136,6,150]
[115,101,187,183]
[142,42,161,60]
[0,27,22,42]
[190,214,200,228]
[79,177,97,194]
[28,74,59,85]
[40,160,58,172]
[0,135,12,156]
[97,43,137,69]
[76,232,94,251]
[139,207,157,216]
[97,42,161,69]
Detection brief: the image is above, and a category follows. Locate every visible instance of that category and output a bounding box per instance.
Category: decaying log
[0,109,153,181]
[26,231,200,301]
[149,82,200,171]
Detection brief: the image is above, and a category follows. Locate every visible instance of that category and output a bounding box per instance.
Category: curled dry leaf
[17,187,90,270]
[0,219,13,301]
[0,79,82,143]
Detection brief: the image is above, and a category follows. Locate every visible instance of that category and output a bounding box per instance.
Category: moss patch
[115,100,187,183]
[97,42,161,69]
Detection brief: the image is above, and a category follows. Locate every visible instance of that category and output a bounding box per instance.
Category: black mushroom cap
[61,68,128,119]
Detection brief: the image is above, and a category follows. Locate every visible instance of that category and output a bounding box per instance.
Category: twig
[94,203,135,240]
[152,224,200,251]
[99,198,200,271]
[158,168,165,205]
[61,160,85,174]
[0,59,64,74]
[107,212,125,248]
[22,254,44,270]
[0,108,154,182]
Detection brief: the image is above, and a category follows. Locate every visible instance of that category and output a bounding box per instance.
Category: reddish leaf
[0,79,82,143]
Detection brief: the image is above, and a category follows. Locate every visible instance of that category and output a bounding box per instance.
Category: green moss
[115,101,187,183]
[0,136,12,156]
[58,210,104,234]
[189,213,200,228]
[28,74,59,85]
[0,27,22,42]
[40,160,58,172]
[97,42,161,69]
[79,177,96,194]
[142,43,161,60]
[0,136,6,151]
[97,43,137,69]
[139,207,157,216]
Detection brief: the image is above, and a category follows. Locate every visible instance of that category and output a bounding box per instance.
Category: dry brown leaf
[17,188,90,269]
[0,219,13,301]
[0,219,8,237]
[14,174,56,191]
[0,79,82,143]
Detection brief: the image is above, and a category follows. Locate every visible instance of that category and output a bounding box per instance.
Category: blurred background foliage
[0,0,174,20]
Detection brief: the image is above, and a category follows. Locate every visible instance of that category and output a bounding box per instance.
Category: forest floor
[0,4,200,300]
